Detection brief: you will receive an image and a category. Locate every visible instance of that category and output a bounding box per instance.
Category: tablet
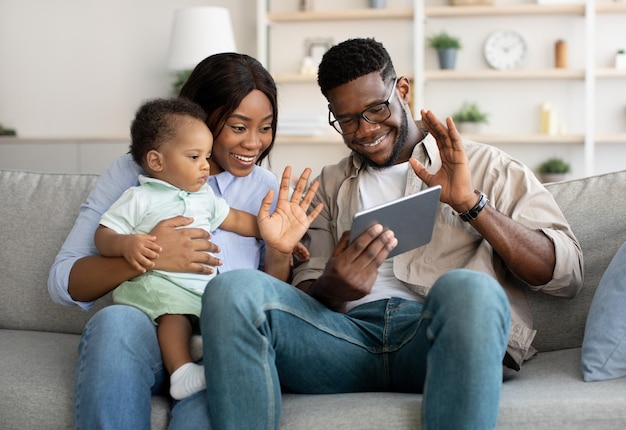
[349,185,441,259]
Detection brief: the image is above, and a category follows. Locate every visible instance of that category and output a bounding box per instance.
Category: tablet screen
[349,185,441,258]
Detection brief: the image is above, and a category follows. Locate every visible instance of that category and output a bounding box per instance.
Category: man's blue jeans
[201,268,511,430]
[74,305,211,429]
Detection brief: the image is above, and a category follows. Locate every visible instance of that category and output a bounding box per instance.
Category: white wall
[0,0,256,138]
[0,0,348,178]
[1,0,624,179]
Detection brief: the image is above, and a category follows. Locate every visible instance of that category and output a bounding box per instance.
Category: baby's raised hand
[257,166,323,255]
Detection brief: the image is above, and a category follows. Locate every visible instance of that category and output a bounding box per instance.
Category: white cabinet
[257,0,626,178]
[418,1,626,177]
[0,138,129,174]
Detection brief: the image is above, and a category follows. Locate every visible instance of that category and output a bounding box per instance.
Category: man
[200,38,583,429]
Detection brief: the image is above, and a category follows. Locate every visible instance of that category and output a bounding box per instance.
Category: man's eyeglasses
[328,78,398,135]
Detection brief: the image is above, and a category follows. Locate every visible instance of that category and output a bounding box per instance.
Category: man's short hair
[317,38,396,97]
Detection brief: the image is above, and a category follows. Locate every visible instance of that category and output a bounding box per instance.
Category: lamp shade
[167,7,237,71]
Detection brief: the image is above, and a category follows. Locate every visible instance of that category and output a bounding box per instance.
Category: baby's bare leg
[157,314,205,400]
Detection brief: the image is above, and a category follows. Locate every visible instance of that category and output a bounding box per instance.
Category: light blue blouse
[48,153,278,311]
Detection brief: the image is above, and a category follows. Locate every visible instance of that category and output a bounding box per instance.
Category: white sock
[170,362,206,400]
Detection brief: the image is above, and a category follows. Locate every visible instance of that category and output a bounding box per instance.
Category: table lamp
[167,6,237,93]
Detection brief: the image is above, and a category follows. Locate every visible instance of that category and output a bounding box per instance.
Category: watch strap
[459,190,489,222]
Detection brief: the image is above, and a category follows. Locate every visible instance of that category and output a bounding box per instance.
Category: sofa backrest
[532,169,626,352]
[1,168,625,350]
[0,169,109,335]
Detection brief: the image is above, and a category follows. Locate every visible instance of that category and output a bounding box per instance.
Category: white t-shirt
[346,162,421,312]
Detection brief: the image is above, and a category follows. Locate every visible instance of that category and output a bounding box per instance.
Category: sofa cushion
[531,170,626,353]
[497,348,626,430]
[279,348,626,429]
[581,242,626,381]
[0,170,108,335]
[0,329,170,430]
[4,328,626,430]
[0,330,77,429]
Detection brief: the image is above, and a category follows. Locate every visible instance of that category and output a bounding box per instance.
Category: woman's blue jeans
[74,305,211,429]
[201,268,511,430]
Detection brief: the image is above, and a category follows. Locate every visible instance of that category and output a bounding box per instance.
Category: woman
[48,53,314,429]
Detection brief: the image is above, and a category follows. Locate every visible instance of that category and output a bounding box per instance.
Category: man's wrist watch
[458,190,489,222]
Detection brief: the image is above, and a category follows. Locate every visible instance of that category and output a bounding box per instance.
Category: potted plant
[427,31,462,70]
[451,102,488,134]
[0,122,16,136]
[172,70,193,96]
[538,157,571,183]
[615,49,626,69]
[368,0,387,8]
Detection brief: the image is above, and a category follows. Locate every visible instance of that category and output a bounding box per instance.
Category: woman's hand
[149,216,222,275]
[257,166,323,255]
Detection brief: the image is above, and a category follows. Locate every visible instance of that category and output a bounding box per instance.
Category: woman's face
[209,89,274,177]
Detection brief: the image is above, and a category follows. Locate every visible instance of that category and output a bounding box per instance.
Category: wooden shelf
[426,3,626,18]
[461,134,626,145]
[425,69,585,80]
[596,3,626,14]
[266,2,626,22]
[596,68,626,79]
[595,134,626,144]
[275,133,626,146]
[425,4,585,18]
[275,134,341,145]
[274,72,414,84]
[267,8,412,23]
[274,133,626,147]
[275,68,607,83]
[274,74,317,83]
[463,134,584,145]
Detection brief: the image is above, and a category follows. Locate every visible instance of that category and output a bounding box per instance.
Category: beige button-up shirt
[292,130,584,369]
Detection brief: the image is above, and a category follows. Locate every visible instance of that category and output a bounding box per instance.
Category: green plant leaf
[427,31,462,50]
[451,102,489,123]
[172,70,193,96]
[538,157,571,174]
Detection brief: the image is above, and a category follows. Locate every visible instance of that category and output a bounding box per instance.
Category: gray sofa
[1,167,626,430]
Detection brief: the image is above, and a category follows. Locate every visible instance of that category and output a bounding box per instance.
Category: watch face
[484,30,527,70]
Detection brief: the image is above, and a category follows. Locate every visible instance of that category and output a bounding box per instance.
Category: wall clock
[483,30,527,70]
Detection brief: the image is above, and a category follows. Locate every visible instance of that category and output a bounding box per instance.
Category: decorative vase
[369,0,387,8]
[299,0,313,11]
[437,48,457,70]
[555,40,567,68]
[456,122,482,134]
[540,173,567,183]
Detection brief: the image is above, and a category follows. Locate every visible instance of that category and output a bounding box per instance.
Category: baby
[95,97,310,399]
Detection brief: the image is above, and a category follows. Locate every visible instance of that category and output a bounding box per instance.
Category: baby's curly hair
[130,97,207,169]
[317,38,396,97]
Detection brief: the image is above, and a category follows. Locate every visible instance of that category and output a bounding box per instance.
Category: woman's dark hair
[317,38,396,97]
[179,53,277,165]
[130,97,206,169]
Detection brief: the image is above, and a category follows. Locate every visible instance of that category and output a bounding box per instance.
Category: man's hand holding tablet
[349,185,442,259]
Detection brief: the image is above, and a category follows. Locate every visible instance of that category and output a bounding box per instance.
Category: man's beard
[360,109,409,170]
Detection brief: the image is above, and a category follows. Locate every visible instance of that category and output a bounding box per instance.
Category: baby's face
[156,117,214,192]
